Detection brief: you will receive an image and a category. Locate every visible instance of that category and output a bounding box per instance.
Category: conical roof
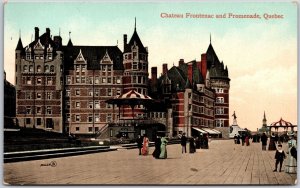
[124,29,147,53]
[16,38,23,50]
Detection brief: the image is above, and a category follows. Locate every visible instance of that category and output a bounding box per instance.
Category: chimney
[123,34,127,52]
[162,64,168,75]
[34,27,39,41]
[188,62,193,85]
[46,28,50,37]
[201,53,207,80]
[53,36,62,49]
[179,59,184,66]
[151,67,157,85]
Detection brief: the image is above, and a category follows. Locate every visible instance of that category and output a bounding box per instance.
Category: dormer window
[26,52,31,60]
[132,62,138,70]
[75,65,80,72]
[37,65,41,72]
[47,52,52,60]
[82,65,86,72]
[29,65,33,72]
[50,65,55,72]
[45,65,49,73]
[23,65,28,72]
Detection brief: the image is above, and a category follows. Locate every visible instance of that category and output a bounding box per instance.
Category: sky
[3,1,298,131]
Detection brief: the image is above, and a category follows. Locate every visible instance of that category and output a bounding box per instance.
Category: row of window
[66,88,121,97]
[149,112,166,119]
[124,53,148,61]
[73,126,100,133]
[192,105,214,116]
[65,113,112,123]
[216,97,225,103]
[192,117,214,127]
[24,118,54,128]
[26,53,53,60]
[25,91,55,100]
[22,65,55,73]
[23,76,53,85]
[215,108,225,115]
[66,76,121,85]
[65,101,112,109]
[24,106,53,115]
[215,119,225,127]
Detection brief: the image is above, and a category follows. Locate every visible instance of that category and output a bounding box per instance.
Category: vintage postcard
[3,0,298,185]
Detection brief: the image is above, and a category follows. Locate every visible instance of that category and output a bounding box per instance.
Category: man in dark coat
[137,135,143,155]
[181,133,187,153]
[189,137,196,153]
[261,133,268,151]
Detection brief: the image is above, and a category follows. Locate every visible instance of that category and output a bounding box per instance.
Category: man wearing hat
[285,132,297,174]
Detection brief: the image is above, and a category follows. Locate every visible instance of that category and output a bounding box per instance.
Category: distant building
[258,111,270,135]
[4,71,16,128]
[15,24,230,138]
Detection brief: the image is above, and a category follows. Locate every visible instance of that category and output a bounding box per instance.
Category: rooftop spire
[69,31,71,40]
[134,17,136,31]
[19,29,21,39]
[210,33,211,44]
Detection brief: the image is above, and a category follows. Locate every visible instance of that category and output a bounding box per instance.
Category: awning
[212,129,221,134]
[192,127,208,134]
[202,128,220,134]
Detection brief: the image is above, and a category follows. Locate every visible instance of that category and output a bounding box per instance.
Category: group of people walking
[137,134,168,159]
[233,134,250,146]
[180,133,209,154]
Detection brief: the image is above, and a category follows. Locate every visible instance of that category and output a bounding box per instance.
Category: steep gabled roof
[124,29,147,53]
[16,38,24,50]
[177,60,204,85]
[63,45,124,70]
[206,43,229,79]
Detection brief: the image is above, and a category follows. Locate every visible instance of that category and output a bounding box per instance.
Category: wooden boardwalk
[3,140,297,185]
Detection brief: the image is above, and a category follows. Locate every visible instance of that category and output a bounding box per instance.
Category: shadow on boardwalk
[3,140,297,185]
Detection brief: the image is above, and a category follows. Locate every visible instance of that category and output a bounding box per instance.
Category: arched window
[45,65,49,73]
[50,65,55,72]
[29,65,33,72]
[23,65,28,72]
[37,65,41,72]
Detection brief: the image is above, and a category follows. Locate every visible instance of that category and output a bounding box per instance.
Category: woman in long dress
[152,135,161,159]
[159,136,168,159]
[189,137,196,153]
[285,134,297,173]
[141,134,149,155]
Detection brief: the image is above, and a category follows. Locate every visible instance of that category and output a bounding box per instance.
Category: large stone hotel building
[15,25,230,139]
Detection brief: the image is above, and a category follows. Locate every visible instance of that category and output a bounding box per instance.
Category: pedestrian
[141,134,149,155]
[241,134,245,146]
[203,134,209,149]
[273,144,286,172]
[195,137,201,149]
[236,135,241,144]
[268,133,276,150]
[137,135,143,155]
[189,137,196,153]
[159,135,168,159]
[245,135,250,146]
[261,132,268,151]
[152,134,161,159]
[234,134,237,144]
[285,133,297,174]
[181,133,187,153]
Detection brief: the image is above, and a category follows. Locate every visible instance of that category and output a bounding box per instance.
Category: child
[273,144,286,172]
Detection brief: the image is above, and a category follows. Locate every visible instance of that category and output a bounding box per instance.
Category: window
[95,127,99,132]
[37,118,42,126]
[47,77,52,85]
[36,93,42,99]
[66,76,71,84]
[75,115,80,122]
[37,65,41,72]
[116,89,121,96]
[95,77,99,84]
[107,65,112,72]
[102,78,106,84]
[102,65,107,71]
[107,104,112,109]
[200,107,204,114]
[47,52,52,60]
[46,92,51,100]
[66,101,70,109]
[107,114,112,122]
[75,90,80,96]
[216,97,224,103]
[216,88,224,93]
[216,119,224,127]
[76,102,80,108]
[29,65,33,72]
[26,106,31,114]
[88,77,93,84]
[26,118,31,124]
[66,90,70,97]
[46,106,52,114]
[132,62,138,70]
[23,65,28,72]
[76,76,80,83]
[95,101,100,109]
[26,77,31,85]
[88,127,93,132]
[116,77,121,84]
[107,77,111,84]
[26,52,31,60]
[36,106,42,114]
[95,89,99,96]
[76,65,80,72]
[37,78,42,85]
[82,65,86,72]
[132,76,137,83]
[66,114,70,122]
[87,101,93,109]
[81,77,85,83]
[88,90,93,96]
[216,108,224,115]
[88,114,93,122]
[25,92,31,99]
[108,89,112,96]
[133,52,137,59]
[50,65,55,72]
[45,65,49,73]
[76,126,80,131]
[95,114,99,122]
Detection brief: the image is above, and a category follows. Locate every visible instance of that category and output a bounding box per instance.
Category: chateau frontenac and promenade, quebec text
[160,13,284,20]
